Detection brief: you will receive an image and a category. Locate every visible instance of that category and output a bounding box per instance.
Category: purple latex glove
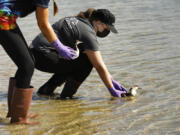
[111,77,127,92]
[108,87,127,97]
[52,39,78,60]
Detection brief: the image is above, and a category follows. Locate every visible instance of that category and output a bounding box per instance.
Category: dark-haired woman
[30,8,128,99]
[0,0,77,125]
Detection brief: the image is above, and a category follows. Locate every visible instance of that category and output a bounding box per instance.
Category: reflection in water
[29,97,126,135]
[1,97,128,135]
[1,94,138,135]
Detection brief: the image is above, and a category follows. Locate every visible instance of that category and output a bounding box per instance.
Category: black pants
[0,27,34,88]
[31,47,93,96]
[31,47,93,82]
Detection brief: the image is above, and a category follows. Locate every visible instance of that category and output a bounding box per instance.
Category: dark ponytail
[53,0,59,16]
[76,8,96,19]
[76,8,115,25]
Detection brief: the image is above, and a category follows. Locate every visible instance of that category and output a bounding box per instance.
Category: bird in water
[121,86,139,97]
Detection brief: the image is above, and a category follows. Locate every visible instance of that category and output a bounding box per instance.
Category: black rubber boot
[37,74,67,95]
[60,78,81,99]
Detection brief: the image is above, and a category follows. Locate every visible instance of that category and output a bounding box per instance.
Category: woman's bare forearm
[95,63,113,89]
[85,50,113,89]
[36,7,57,43]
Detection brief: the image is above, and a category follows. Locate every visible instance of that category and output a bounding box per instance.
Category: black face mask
[97,29,110,38]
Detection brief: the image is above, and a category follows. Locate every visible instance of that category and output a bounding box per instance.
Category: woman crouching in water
[30,8,131,99]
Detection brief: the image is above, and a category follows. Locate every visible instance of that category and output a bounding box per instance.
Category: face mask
[96,29,110,38]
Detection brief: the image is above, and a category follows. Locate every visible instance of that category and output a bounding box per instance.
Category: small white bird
[121,86,138,97]
[129,86,138,96]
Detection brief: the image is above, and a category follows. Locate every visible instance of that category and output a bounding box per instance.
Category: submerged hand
[52,39,78,60]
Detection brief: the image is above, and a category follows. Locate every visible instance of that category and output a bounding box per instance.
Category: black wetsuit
[30,17,99,97]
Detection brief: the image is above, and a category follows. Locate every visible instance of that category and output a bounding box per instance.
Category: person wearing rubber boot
[30,8,131,99]
[0,0,77,125]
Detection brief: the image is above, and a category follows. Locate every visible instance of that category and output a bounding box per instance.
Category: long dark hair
[76,8,96,19]
[53,0,59,16]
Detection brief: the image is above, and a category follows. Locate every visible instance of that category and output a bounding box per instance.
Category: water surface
[0,0,180,134]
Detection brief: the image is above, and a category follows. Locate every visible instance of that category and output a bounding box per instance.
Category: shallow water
[0,0,180,135]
